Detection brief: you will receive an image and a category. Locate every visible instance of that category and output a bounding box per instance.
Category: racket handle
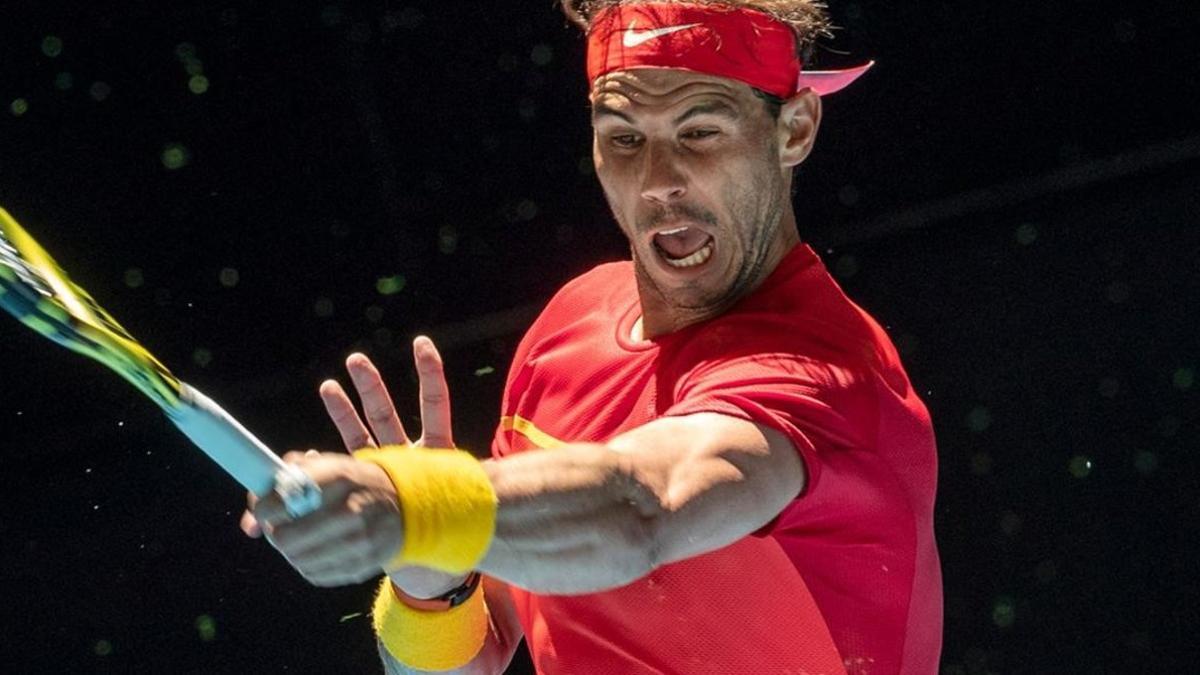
[170,383,322,518]
[273,463,324,519]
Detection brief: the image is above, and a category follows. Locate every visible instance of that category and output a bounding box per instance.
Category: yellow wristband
[354,445,498,574]
[371,576,488,671]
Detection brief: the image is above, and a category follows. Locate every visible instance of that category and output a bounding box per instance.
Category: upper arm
[606,412,806,567]
[377,576,524,675]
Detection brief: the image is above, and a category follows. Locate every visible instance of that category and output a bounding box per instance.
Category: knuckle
[366,405,396,423]
[420,389,448,405]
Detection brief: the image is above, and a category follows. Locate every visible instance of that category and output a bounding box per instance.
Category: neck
[634,208,800,341]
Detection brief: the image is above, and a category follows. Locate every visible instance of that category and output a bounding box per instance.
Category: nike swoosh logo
[622,20,702,48]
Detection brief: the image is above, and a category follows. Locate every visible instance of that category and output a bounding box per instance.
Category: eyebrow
[672,100,740,125]
[592,100,740,125]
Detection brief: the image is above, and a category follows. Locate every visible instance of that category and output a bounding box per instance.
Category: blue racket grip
[274,463,323,519]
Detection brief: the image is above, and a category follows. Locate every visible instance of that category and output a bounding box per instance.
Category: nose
[639,141,687,204]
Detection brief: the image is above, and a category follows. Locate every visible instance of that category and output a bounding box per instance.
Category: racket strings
[0,208,183,408]
[0,230,55,298]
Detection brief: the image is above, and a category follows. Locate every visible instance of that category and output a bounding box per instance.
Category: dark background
[1,0,1197,672]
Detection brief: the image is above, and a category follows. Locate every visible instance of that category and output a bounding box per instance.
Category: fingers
[242,490,262,537]
[240,509,261,538]
[320,380,377,452]
[413,336,454,448]
[346,353,410,446]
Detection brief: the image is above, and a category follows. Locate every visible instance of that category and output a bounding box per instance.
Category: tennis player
[243,1,942,672]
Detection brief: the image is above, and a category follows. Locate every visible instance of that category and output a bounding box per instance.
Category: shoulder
[529,260,633,327]
[550,260,633,304]
[509,259,633,360]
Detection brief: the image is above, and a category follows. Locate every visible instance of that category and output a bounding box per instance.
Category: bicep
[608,413,806,566]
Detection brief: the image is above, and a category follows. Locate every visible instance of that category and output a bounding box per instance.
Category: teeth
[658,226,689,236]
[662,240,714,268]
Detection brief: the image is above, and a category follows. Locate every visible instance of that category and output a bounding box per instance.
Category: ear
[776,88,822,168]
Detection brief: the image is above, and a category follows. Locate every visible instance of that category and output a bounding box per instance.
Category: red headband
[586,2,873,98]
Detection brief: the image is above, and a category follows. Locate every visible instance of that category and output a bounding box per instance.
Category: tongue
[654,229,712,259]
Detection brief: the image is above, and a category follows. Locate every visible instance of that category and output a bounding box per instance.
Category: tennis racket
[0,205,321,517]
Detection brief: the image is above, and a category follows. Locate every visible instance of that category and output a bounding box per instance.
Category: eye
[610,134,642,149]
[682,129,720,141]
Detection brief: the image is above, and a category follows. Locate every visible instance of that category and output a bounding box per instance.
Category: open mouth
[651,225,715,269]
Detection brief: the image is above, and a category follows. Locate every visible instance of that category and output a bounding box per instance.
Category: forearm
[474,415,804,595]
[478,443,667,594]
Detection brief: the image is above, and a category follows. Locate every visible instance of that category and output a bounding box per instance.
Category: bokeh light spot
[992,596,1016,628]
[1015,223,1038,245]
[1113,19,1137,43]
[895,332,919,357]
[193,348,213,368]
[1172,367,1194,390]
[517,97,538,121]
[314,297,335,318]
[1034,559,1058,584]
[54,72,75,91]
[1068,455,1093,479]
[195,614,217,642]
[189,74,210,94]
[838,184,860,207]
[124,268,145,288]
[833,254,859,279]
[218,268,239,287]
[10,98,29,117]
[1127,630,1150,651]
[1155,416,1180,437]
[999,511,1022,536]
[531,44,554,66]
[1133,450,1159,475]
[41,36,64,58]
[94,639,113,656]
[969,451,992,476]
[474,366,495,377]
[1097,376,1120,398]
[321,5,344,27]
[90,81,112,102]
[376,275,406,296]
[174,42,197,59]
[1106,281,1131,304]
[966,406,992,432]
[497,53,519,72]
[516,199,539,221]
[438,225,459,254]
[161,143,191,170]
[349,21,372,44]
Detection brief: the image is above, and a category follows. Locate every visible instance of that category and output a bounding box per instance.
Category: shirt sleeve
[660,353,876,536]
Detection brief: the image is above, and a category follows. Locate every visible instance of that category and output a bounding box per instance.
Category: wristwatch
[392,572,482,611]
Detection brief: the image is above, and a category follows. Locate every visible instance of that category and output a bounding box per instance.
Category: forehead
[589,67,755,115]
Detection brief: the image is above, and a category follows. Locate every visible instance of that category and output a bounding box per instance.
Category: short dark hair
[751,88,785,120]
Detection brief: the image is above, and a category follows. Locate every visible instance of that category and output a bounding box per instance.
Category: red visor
[586,2,872,98]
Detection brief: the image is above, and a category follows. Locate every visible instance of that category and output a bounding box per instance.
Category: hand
[240,336,469,594]
[243,449,404,586]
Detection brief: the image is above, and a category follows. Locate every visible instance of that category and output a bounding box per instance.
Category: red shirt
[491,243,942,674]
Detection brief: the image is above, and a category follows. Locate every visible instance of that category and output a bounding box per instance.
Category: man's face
[590,67,793,315]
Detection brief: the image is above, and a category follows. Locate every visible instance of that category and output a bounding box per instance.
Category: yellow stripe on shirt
[500,415,567,449]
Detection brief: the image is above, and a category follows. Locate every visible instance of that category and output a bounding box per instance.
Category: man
[242,1,942,673]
